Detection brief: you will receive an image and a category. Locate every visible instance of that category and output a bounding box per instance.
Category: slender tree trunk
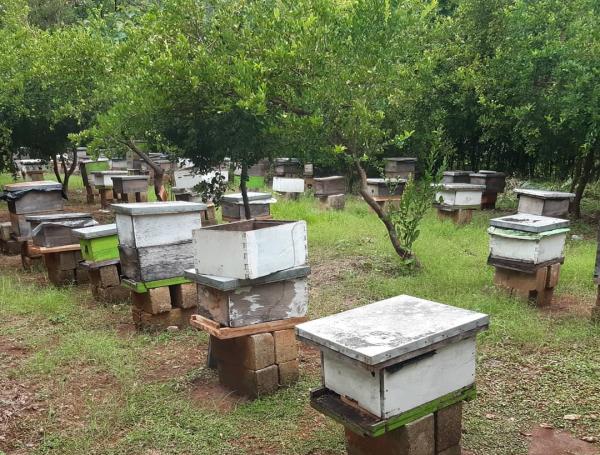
[572,146,596,219]
[59,148,78,196]
[51,154,63,184]
[570,155,582,193]
[124,139,166,201]
[240,163,251,219]
[354,159,412,260]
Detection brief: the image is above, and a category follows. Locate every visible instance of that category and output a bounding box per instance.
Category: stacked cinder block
[79,159,110,204]
[186,219,309,398]
[73,224,129,302]
[113,202,207,330]
[488,213,569,306]
[297,295,489,455]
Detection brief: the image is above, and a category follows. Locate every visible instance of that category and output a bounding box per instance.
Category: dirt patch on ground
[299,344,321,376]
[189,376,249,413]
[542,294,597,318]
[142,340,205,383]
[527,426,599,455]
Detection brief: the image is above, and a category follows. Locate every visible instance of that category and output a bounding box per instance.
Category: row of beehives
[0,177,497,454]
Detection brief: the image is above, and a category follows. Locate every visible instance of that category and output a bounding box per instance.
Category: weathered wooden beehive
[113,202,206,282]
[220,192,276,221]
[384,157,417,179]
[91,170,128,188]
[111,175,149,195]
[192,219,307,280]
[488,214,569,267]
[185,265,310,328]
[366,178,406,198]
[73,224,119,263]
[434,183,485,208]
[297,295,489,422]
[469,171,506,193]
[2,181,64,238]
[442,171,472,184]
[272,177,305,194]
[28,213,96,247]
[185,266,310,327]
[274,158,302,177]
[514,189,575,218]
[313,176,346,197]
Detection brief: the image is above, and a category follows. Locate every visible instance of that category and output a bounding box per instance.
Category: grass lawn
[0,173,599,454]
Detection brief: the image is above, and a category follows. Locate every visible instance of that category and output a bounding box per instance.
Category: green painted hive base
[310,385,476,438]
[121,276,191,293]
[79,235,119,263]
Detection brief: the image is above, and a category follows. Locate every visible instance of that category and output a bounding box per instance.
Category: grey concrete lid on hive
[366,178,407,184]
[313,176,345,181]
[72,223,117,239]
[25,212,92,222]
[385,157,417,163]
[478,170,506,177]
[443,171,472,177]
[296,295,489,367]
[111,201,207,215]
[90,170,128,176]
[489,213,570,233]
[3,181,62,191]
[110,175,148,181]
[184,265,311,291]
[437,183,486,191]
[275,157,300,164]
[514,188,575,200]
[222,192,273,203]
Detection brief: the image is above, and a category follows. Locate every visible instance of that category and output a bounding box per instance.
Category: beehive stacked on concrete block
[470,170,507,209]
[434,183,485,225]
[73,224,129,302]
[1,181,65,269]
[488,213,569,306]
[186,219,309,398]
[296,295,489,455]
[79,159,110,204]
[28,212,97,286]
[90,171,128,209]
[220,192,276,222]
[313,176,346,210]
[113,201,207,330]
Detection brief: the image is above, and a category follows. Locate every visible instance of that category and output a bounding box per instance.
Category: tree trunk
[51,154,63,184]
[570,155,582,193]
[60,148,78,196]
[572,146,596,219]
[354,159,413,260]
[240,163,251,219]
[124,139,166,201]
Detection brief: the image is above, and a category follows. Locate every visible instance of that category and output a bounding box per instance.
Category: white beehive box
[192,219,307,279]
[91,170,128,187]
[113,202,206,282]
[113,202,206,248]
[435,183,485,208]
[296,295,489,419]
[185,265,310,327]
[514,189,575,218]
[488,214,570,265]
[273,177,305,193]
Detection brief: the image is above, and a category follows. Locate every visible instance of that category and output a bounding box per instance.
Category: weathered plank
[197,277,309,327]
[119,241,195,282]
